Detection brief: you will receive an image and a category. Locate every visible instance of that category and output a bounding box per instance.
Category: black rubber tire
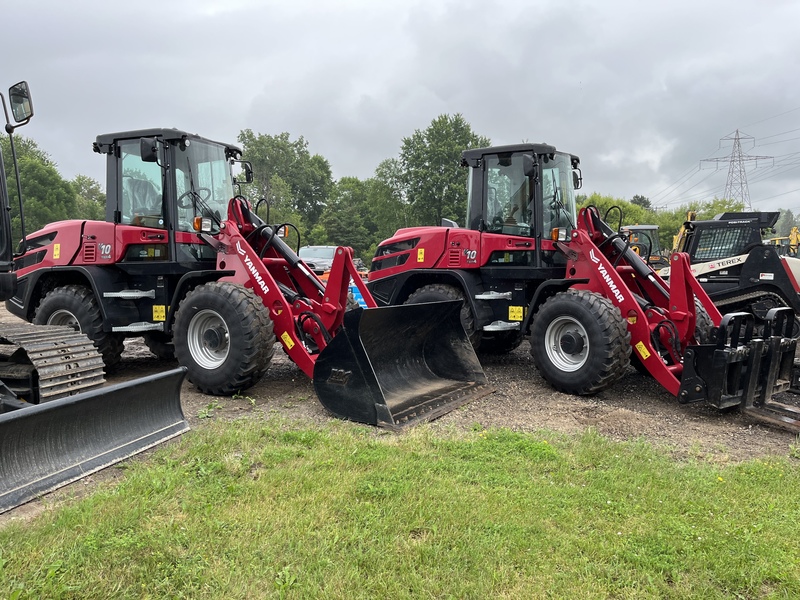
[478,331,523,355]
[693,298,714,344]
[173,281,275,395]
[33,284,125,368]
[143,332,176,361]
[530,289,631,395]
[405,283,481,349]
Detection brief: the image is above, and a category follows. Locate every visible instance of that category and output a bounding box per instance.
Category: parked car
[298,245,337,275]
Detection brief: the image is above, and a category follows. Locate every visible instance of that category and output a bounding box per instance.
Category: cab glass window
[120,140,165,229]
[484,153,533,237]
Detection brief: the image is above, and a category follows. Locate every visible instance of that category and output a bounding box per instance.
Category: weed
[233,392,257,407]
[273,566,298,598]
[790,436,800,460]
[197,400,220,419]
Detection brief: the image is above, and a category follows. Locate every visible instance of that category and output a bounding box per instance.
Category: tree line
[3,116,797,262]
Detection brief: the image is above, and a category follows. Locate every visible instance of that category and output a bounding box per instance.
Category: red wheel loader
[6,127,488,432]
[367,143,799,432]
[0,82,188,513]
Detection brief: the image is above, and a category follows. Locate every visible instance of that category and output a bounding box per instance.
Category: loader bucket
[313,301,490,429]
[0,367,188,513]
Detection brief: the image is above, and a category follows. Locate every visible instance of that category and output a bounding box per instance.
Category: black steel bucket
[313,301,490,429]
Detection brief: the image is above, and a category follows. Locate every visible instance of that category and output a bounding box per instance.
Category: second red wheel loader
[367,144,799,432]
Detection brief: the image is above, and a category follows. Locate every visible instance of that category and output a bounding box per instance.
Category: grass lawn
[1,418,799,599]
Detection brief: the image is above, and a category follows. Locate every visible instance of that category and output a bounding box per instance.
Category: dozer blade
[0,367,188,514]
[313,301,491,429]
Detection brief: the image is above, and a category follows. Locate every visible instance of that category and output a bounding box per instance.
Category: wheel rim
[543,315,589,372]
[46,309,81,330]
[187,309,230,369]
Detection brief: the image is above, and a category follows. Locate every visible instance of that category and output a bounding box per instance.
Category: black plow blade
[0,367,188,513]
[313,301,491,429]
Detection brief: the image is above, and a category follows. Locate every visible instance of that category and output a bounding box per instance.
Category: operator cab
[463,144,579,239]
[93,128,250,266]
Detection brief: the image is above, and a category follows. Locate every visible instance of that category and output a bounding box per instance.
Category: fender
[367,268,494,327]
[164,269,234,330]
[519,278,588,336]
[6,266,105,323]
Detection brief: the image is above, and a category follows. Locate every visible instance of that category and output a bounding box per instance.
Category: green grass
[1,420,799,599]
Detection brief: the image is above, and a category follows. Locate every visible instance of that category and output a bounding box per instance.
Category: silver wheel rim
[46,309,80,330]
[187,309,230,369]
[544,315,588,372]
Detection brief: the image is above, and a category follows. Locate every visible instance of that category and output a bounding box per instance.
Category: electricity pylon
[701,130,773,210]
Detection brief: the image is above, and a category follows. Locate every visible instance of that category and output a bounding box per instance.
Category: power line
[743,105,800,128]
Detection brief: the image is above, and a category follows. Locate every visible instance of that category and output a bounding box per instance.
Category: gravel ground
[3,310,799,524]
[121,333,799,464]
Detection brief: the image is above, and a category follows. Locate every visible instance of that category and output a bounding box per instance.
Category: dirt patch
[2,307,799,525]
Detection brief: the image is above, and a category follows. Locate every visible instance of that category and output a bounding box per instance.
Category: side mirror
[522,153,537,178]
[233,160,254,185]
[8,81,33,124]
[140,137,159,163]
[572,168,583,190]
[441,217,459,228]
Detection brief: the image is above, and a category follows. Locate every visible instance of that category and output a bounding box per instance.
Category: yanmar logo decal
[589,249,625,303]
[236,241,270,295]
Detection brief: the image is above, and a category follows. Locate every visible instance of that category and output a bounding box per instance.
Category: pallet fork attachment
[0,367,188,513]
[572,206,800,433]
[680,308,800,433]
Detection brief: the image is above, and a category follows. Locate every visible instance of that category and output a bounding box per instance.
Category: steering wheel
[177,187,212,209]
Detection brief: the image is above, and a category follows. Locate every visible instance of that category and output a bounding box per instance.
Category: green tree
[577,192,655,227]
[247,175,307,252]
[630,194,651,210]
[399,114,490,226]
[1,135,76,241]
[367,158,409,239]
[237,130,333,227]
[312,177,371,257]
[773,209,797,237]
[72,174,106,221]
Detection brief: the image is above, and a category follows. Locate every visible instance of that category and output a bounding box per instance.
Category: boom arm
[211,197,375,377]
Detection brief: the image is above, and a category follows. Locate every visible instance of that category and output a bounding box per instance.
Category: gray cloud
[3,0,799,213]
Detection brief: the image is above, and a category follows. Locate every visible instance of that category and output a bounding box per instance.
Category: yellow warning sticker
[417,248,425,262]
[281,331,295,350]
[508,306,523,321]
[152,305,166,321]
[53,243,61,260]
[635,341,651,360]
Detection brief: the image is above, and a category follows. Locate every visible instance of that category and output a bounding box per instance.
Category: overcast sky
[3,0,799,214]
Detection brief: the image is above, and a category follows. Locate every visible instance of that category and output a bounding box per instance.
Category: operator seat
[123,177,162,227]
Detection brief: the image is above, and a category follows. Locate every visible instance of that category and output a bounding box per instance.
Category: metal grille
[693,227,751,262]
